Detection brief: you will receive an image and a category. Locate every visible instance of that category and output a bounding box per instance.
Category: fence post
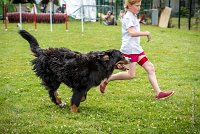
[100,0,102,24]
[188,0,192,30]
[2,1,4,24]
[144,0,147,9]
[115,0,117,20]
[159,0,161,9]
[33,4,37,31]
[4,2,7,31]
[52,0,54,24]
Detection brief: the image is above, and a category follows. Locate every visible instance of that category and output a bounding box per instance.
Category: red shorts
[123,52,145,62]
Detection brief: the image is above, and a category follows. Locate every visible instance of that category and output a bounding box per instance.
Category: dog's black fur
[19,30,128,112]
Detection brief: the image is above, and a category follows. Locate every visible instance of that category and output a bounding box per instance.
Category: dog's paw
[59,102,66,108]
[71,104,78,113]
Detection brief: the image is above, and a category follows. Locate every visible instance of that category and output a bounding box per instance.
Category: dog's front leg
[54,91,66,108]
[48,89,66,108]
[81,92,87,102]
[70,90,85,113]
[43,81,66,108]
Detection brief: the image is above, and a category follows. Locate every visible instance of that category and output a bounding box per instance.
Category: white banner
[60,0,96,21]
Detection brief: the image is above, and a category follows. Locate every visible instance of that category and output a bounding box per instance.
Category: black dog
[19,30,129,112]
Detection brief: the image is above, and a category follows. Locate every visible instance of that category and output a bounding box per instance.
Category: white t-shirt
[120,11,143,54]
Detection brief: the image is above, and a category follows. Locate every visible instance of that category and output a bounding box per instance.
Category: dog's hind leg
[70,89,86,112]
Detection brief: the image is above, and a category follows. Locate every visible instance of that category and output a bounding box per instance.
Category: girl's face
[128,1,141,15]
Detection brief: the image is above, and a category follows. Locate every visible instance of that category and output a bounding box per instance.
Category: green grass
[0,21,200,134]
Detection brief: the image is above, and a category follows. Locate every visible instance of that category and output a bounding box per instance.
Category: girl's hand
[146,31,151,42]
[147,34,151,42]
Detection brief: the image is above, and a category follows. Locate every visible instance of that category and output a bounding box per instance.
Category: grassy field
[0,21,200,133]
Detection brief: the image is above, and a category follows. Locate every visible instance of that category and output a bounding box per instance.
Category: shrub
[180,7,189,17]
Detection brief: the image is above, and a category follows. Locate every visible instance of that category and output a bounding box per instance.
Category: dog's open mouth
[115,57,131,71]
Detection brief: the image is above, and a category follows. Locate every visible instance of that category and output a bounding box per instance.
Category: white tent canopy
[60,0,96,21]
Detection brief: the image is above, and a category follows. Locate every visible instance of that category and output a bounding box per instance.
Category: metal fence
[139,0,200,31]
[96,0,200,31]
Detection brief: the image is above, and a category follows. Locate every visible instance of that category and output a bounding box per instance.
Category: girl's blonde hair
[124,0,141,9]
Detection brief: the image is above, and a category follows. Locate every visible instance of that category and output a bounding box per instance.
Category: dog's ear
[98,52,110,61]
[102,54,109,61]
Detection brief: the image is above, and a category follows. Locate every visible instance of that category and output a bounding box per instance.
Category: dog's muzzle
[116,57,131,65]
[115,57,131,70]
[124,57,131,64]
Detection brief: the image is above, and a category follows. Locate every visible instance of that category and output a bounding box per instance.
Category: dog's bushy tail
[19,30,42,57]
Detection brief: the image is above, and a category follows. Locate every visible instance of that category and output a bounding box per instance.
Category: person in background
[118,10,126,22]
[99,0,174,100]
[103,11,117,25]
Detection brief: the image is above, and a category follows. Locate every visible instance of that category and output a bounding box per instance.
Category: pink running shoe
[155,91,175,100]
[99,81,108,93]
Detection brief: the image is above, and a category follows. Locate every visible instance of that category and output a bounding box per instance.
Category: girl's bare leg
[141,60,161,95]
[108,62,137,81]
[99,62,137,93]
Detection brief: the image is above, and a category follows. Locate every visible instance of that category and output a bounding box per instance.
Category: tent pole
[19,3,22,30]
[65,3,68,32]
[81,0,84,32]
[50,0,52,32]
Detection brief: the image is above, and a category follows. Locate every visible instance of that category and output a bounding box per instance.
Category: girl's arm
[128,27,151,42]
